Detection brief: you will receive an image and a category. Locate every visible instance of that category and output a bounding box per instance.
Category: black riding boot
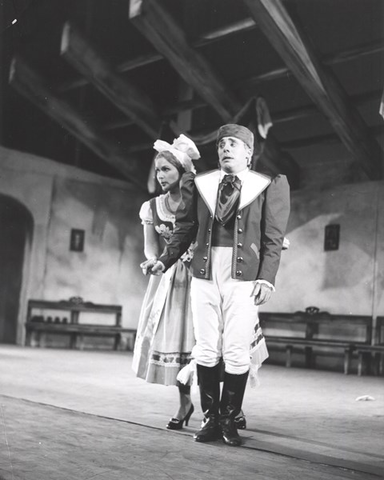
[220,370,249,446]
[194,363,222,443]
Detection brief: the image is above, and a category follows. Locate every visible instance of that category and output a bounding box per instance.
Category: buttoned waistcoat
[159,169,290,286]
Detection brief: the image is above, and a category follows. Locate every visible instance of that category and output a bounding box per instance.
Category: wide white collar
[195,169,271,215]
[219,168,249,182]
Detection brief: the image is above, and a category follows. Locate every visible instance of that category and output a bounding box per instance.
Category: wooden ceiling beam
[61,22,160,139]
[195,18,256,46]
[237,38,384,90]
[9,56,147,191]
[243,0,382,180]
[129,0,241,122]
[102,88,382,132]
[120,124,383,157]
[281,124,384,151]
[58,17,257,93]
[273,89,383,125]
[58,13,383,95]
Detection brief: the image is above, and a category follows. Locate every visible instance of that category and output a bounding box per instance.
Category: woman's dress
[132,194,195,385]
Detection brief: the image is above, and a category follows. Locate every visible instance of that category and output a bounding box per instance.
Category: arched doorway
[0,194,33,343]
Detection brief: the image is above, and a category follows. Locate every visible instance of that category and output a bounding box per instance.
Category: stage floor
[0,345,383,479]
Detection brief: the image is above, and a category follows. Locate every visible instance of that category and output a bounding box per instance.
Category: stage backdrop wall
[0,146,149,345]
[1,144,383,349]
[263,180,384,323]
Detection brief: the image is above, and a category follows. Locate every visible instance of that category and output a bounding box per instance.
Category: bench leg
[32,331,40,347]
[305,347,313,369]
[366,352,372,375]
[372,353,380,376]
[130,333,137,351]
[70,333,77,349]
[114,334,121,351]
[286,346,293,368]
[343,348,351,375]
[358,352,370,376]
[357,352,364,376]
[379,354,384,376]
[39,332,46,348]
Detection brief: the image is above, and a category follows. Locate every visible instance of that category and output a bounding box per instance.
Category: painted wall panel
[0,146,149,342]
[262,181,382,317]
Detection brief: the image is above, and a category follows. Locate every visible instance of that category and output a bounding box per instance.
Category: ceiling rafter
[129,0,241,122]
[237,38,384,90]
[281,124,384,151]
[128,0,301,185]
[8,56,147,191]
[60,22,161,139]
[58,17,258,93]
[58,14,383,97]
[243,0,383,180]
[101,87,382,133]
[109,123,384,157]
[272,89,383,125]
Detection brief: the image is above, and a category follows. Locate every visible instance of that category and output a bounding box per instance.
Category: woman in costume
[132,134,199,429]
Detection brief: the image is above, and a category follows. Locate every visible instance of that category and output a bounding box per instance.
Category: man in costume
[146,124,290,446]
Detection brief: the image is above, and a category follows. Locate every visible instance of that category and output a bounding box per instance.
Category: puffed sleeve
[139,200,153,225]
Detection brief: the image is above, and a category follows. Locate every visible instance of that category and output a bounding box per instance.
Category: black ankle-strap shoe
[166,404,194,430]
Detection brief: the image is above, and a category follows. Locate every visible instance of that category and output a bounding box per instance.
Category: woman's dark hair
[156,151,186,176]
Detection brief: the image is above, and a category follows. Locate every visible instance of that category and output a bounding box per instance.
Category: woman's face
[155,157,180,193]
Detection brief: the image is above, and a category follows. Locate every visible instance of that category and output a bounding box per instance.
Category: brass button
[236,270,242,277]
[238,228,243,234]
[200,268,206,275]
[237,242,243,248]
[208,229,211,233]
[237,257,244,262]
[237,214,242,219]
[206,242,209,247]
[203,256,208,262]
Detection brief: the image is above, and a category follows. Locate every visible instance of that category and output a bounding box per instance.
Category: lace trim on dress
[155,194,176,224]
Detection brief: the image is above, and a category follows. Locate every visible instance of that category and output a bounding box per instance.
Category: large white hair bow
[153,134,200,173]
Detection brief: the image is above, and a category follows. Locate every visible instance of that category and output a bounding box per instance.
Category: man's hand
[151,261,165,275]
[140,258,165,276]
[252,282,273,305]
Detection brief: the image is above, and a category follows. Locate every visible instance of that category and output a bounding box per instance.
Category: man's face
[217,136,251,173]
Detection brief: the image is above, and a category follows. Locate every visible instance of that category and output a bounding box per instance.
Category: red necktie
[215,174,241,226]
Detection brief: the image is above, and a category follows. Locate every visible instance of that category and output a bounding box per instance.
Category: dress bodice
[139,194,194,263]
[150,195,176,243]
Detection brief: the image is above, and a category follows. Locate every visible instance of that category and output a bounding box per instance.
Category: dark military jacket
[159,169,290,285]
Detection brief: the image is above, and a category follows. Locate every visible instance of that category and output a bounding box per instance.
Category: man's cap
[216,124,254,150]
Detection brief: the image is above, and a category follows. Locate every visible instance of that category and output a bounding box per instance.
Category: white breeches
[191,247,259,375]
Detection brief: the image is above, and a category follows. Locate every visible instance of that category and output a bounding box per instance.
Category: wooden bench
[355,316,384,375]
[259,307,373,375]
[25,298,136,351]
